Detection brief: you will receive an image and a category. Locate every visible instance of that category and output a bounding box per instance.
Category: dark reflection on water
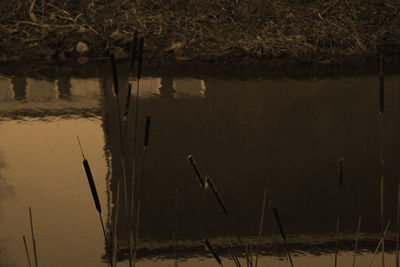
[100,71,400,262]
[2,69,400,266]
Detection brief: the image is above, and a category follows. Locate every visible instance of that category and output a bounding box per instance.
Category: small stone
[76,41,89,55]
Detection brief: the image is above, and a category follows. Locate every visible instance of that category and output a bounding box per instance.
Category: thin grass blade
[352,216,361,267]
[369,221,391,267]
[29,207,39,267]
[23,235,32,267]
[255,189,267,267]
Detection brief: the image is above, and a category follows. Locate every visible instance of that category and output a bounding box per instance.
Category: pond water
[1,65,400,267]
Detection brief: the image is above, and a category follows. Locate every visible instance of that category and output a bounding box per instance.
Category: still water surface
[1,70,400,267]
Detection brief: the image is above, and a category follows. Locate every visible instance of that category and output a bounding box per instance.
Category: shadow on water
[100,69,400,262]
[2,66,400,265]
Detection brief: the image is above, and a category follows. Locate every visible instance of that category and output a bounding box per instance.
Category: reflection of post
[57,77,71,101]
[0,75,14,102]
[27,78,57,102]
[159,76,175,100]
[11,76,26,101]
[173,78,206,99]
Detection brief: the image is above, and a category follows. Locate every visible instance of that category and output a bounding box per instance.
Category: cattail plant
[23,235,32,267]
[133,114,151,266]
[352,216,361,267]
[187,154,250,265]
[129,33,143,235]
[369,221,391,267]
[205,239,223,266]
[255,189,267,267]
[273,208,294,267]
[29,207,39,267]
[187,154,206,188]
[77,137,108,242]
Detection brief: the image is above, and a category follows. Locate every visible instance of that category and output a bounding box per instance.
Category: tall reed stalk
[112,181,121,267]
[335,155,344,267]
[379,55,385,267]
[129,36,144,265]
[273,208,294,267]
[126,31,139,266]
[133,114,151,266]
[255,189,267,267]
[111,53,133,267]
[28,207,39,267]
[352,216,361,267]
[173,188,179,267]
[396,182,400,267]
[23,235,32,267]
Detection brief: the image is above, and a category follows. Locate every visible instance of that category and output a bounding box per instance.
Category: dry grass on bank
[0,0,399,63]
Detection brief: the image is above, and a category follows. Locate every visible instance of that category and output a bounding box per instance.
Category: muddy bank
[0,0,400,67]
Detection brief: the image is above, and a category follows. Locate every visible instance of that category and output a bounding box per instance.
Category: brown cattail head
[83,159,102,214]
[110,53,119,96]
[144,114,151,147]
[205,239,222,265]
[137,37,144,80]
[124,83,132,117]
[273,208,287,240]
[338,155,344,188]
[129,31,139,74]
[379,55,384,114]
[187,155,205,188]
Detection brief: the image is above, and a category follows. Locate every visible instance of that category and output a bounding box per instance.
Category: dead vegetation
[0,0,399,63]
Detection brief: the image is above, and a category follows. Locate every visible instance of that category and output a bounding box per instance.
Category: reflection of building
[173,78,206,99]
[128,77,161,98]
[26,78,57,102]
[70,78,102,100]
[0,75,13,102]
[0,75,102,117]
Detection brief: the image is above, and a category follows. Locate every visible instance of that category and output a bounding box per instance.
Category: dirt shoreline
[1,0,400,77]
